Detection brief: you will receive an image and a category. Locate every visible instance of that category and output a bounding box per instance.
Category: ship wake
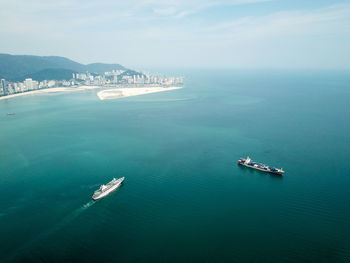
[55,200,95,230]
[3,200,96,263]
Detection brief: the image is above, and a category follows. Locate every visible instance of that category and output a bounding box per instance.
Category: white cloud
[153,7,177,16]
[203,3,350,43]
[148,0,272,18]
[0,0,349,68]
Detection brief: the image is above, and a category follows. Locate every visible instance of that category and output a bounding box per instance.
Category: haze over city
[1,0,350,69]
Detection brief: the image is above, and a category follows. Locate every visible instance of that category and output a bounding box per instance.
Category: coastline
[97,86,182,100]
[0,86,101,101]
[0,86,183,101]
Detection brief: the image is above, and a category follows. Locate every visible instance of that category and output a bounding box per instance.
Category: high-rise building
[32,80,39,90]
[48,80,56,87]
[25,78,33,91]
[0,79,6,95]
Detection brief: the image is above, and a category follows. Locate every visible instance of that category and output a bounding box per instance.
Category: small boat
[238,156,285,175]
[7,113,15,115]
[92,177,125,200]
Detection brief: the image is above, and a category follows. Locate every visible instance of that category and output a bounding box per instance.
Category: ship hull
[92,178,124,200]
[238,159,284,176]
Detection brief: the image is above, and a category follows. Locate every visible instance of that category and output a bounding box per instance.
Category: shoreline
[0,85,183,101]
[97,86,183,100]
[0,86,101,101]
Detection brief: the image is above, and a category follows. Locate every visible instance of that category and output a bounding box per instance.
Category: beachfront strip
[97,87,182,100]
[0,70,184,97]
[0,85,183,101]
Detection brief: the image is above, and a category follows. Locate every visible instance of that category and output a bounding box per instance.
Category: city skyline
[1,0,350,69]
[0,69,184,96]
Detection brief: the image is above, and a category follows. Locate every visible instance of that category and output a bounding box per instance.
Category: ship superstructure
[92,177,125,200]
[238,157,284,175]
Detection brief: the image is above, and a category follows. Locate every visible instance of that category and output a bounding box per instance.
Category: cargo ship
[92,177,125,200]
[238,157,284,175]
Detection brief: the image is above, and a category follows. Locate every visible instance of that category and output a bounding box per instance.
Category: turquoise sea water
[0,70,350,262]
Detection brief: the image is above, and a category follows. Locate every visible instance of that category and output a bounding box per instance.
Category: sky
[0,0,350,69]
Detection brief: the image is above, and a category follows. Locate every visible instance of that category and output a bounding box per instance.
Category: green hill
[16,68,77,82]
[0,53,126,81]
[119,69,146,78]
[85,63,125,73]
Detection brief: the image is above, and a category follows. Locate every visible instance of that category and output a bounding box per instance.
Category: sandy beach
[0,86,183,101]
[97,86,182,100]
[0,86,101,101]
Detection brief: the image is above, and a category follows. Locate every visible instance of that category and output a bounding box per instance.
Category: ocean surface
[0,70,350,263]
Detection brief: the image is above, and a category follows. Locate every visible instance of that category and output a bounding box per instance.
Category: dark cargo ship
[238,157,284,175]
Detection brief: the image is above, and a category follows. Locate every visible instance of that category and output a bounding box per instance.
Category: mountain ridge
[0,53,127,81]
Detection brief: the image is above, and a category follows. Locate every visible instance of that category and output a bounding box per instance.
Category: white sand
[97,86,182,100]
[0,86,101,101]
[0,85,183,101]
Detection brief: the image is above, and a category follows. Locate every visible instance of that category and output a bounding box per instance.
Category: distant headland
[0,53,125,81]
[0,53,184,100]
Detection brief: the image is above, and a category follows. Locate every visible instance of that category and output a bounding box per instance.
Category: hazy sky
[1,0,350,69]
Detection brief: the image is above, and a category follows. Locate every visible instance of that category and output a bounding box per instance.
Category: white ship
[92,177,125,200]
